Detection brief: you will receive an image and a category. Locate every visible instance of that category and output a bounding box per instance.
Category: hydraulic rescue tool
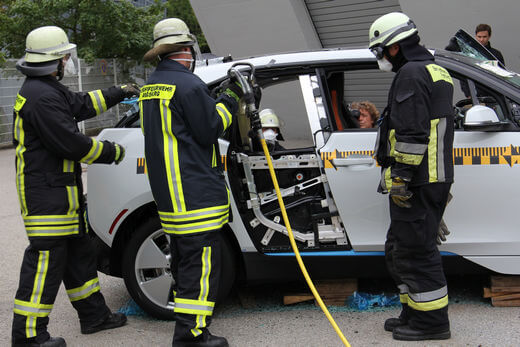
[225,63,351,347]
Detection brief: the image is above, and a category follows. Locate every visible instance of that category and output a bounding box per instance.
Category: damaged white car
[88,32,520,319]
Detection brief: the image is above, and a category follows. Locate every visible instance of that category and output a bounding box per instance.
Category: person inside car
[250,108,286,152]
[350,101,380,128]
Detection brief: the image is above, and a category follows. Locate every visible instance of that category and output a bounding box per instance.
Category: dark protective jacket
[13,76,125,239]
[485,42,505,66]
[376,56,454,192]
[140,59,238,235]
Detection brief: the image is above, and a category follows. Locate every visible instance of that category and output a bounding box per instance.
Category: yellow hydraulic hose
[259,138,351,347]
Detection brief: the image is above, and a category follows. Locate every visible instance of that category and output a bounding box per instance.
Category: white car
[88,32,520,319]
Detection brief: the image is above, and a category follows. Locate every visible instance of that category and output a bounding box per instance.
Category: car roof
[194,47,450,84]
[194,48,376,83]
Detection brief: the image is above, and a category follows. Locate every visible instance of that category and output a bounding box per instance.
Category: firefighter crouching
[12,26,139,347]
[140,18,245,347]
[369,13,454,341]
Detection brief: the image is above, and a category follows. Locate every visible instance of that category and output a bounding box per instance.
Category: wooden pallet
[283,279,358,306]
[484,276,520,307]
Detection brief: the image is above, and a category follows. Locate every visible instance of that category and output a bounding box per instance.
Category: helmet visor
[371,46,385,60]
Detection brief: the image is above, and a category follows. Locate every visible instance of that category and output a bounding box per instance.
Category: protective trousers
[171,231,221,345]
[385,182,451,332]
[12,234,111,344]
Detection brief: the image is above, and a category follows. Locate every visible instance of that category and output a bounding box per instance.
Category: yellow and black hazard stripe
[321,145,520,169]
[321,149,374,169]
[136,155,228,175]
[136,157,147,174]
[453,145,520,167]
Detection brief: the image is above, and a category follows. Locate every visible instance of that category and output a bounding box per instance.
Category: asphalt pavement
[1,147,520,346]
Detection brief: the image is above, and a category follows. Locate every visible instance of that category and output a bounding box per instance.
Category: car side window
[256,78,314,149]
[450,73,513,129]
[324,68,392,131]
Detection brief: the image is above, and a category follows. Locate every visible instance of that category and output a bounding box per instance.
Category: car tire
[122,216,236,320]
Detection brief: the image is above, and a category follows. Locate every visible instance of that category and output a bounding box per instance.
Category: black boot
[12,337,66,347]
[81,312,127,334]
[173,333,229,347]
[384,317,407,332]
[393,325,451,341]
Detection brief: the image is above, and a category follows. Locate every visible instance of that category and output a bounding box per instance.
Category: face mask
[377,57,393,72]
[167,51,194,71]
[263,129,278,142]
[64,57,76,76]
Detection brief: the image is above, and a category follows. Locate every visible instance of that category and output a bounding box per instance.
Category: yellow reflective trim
[14,93,27,111]
[26,251,49,337]
[139,84,176,100]
[428,118,440,182]
[88,91,100,114]
[88,90,107,115]
[426,64,453,84]
[66,278,100,301]
[174,297,215,315]
[408,295,449,312]
[159,203,230,219]
[394,152,423,165]
[14,114,28,215]
[216,102,232,130]
[160,207,228,223]
[15,300,53,310]
[199,247,211,302]
[27,232,78,237]
[80,139,104,164]
[212,146,217,168]
[163,214,228,229]
[399,293,408,304]
[139,100,145,135]
[162,215,228,235]
[24,214,79,220]
[161,98,186,211]
[384,166,392,191]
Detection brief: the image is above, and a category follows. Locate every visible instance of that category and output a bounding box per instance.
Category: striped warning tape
[320,145,520,169]
[136,145,520,174]
[136,155,228,174]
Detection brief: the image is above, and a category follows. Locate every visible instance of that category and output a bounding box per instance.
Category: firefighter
[251,108,285,152]
[12,26,139,346]
[140,18,243,347]
[369,13,454,341]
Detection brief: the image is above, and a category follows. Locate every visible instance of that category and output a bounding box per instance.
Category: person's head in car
[260,108,284,142]
[351,101,380,128]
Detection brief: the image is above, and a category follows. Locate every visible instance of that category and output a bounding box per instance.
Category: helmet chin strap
[56,59,65,81]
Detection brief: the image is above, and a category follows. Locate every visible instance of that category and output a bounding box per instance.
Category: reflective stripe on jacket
[140,59,238,235]
[13,76,125,239]
[377,61,454,192]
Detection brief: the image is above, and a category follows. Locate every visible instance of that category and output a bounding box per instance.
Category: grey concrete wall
[190,0,322,58]
[400,0,519,73]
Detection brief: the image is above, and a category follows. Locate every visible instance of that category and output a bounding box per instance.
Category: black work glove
[120,83,141,98]
[390,177,413,208]
[436,192,453,245]
[436,219,450,245]
[114,143,125,165]
[221,79,244,102]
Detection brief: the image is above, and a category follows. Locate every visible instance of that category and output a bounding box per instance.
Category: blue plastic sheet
[118,299,147,317]
[347,292,400,310]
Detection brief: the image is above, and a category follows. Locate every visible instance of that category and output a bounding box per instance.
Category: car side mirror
[463,105,510,131]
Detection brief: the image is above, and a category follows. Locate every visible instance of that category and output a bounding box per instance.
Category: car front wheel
[122,216,236,320]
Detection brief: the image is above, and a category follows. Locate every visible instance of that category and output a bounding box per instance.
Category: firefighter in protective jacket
[369,13,454,341]
[140,18,242,347]
[12,26,139,347]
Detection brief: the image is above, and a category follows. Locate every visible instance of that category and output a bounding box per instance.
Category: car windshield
[450,29,520,88]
